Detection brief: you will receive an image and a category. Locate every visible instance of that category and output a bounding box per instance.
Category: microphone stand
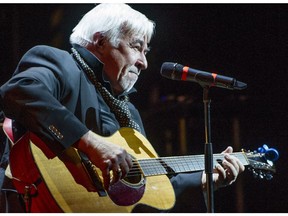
[203,86,214,213]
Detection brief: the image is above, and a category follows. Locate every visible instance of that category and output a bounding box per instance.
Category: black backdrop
[0,4,287,213]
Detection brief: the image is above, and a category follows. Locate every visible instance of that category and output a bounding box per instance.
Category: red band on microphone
[182,66,189,81]
[211,73,217,86]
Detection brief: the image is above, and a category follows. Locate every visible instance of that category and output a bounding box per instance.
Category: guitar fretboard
[137,152,248,177]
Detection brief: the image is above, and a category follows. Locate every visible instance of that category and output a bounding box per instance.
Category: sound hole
[122,158,144,186]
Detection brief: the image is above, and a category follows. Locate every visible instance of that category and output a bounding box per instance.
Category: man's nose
[136,53,148,70]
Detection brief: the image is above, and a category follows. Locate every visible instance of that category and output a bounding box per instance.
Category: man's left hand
[202,146,245,191]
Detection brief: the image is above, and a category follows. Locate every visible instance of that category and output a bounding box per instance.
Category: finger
[215,163,226,181]
[222,146,233,154]
[121,155,133,177]
[214,164,227,189]
[111,166,122,184]
[102,160,112,190]
[119,163,129,178]
[115,153,132,178]
[222,158,238,184]
[224,153,246,176]
[115,155,130,178]
[126,154,133,169]
[233,155,245,173]
[102,168,111,191]
[109,154,122,183]
[217,164,236,187]
[238,161,245,173]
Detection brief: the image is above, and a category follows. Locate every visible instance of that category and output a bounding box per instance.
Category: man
[0,3,244,213]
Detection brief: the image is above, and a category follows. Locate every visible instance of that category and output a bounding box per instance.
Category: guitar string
[124,153,245,177]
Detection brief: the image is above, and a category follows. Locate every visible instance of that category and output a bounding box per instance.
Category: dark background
[0,3,287,213]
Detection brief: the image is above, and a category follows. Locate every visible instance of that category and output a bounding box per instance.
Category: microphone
[160,62,247,90]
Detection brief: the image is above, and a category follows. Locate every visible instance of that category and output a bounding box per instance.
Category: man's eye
[129,42,149,55]
[129,43,141,50]
[134,45,141,50]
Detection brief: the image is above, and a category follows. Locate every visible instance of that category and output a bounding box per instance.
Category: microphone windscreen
[160,62,184,81]
[160,62,176,77]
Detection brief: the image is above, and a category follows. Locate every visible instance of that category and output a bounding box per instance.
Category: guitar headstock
[244,144,279,180]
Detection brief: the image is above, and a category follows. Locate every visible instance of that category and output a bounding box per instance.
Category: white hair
[70,3,155,47]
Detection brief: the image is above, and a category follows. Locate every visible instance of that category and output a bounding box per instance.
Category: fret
[138,158,168,176]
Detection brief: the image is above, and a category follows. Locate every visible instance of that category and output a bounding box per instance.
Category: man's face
[100,34,150,95]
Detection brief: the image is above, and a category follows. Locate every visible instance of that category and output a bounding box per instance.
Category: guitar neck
[137,152,249,177]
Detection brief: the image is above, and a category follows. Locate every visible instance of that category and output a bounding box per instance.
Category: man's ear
[86,32,106,59]
[92,32,106,49]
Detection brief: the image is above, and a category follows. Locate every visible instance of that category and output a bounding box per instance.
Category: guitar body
[9,133,63,212]
[6,119,276,213]
[9,128,175,213]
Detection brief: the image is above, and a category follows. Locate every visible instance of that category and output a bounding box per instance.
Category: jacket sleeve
[169,172,207,212]
[0,45,89,156]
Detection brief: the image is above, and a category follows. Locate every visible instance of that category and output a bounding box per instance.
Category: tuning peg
[252,169,269,180]
[257,144,279,162]
[258,172,264,180]
[252,170,258,179]
[265,173,273,181]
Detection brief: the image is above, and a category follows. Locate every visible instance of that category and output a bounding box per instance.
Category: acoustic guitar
[3,118,276,213]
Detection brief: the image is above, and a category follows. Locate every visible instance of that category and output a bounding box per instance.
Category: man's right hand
[74,130,133,190]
